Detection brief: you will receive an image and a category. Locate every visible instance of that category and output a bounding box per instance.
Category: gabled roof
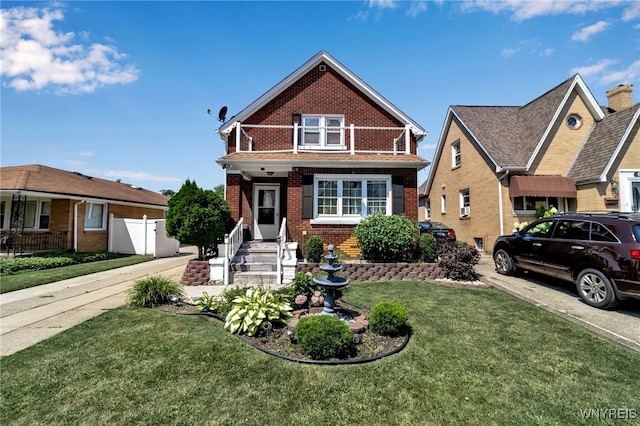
[422,74,623,196]
[569,104,640,184]
[217,50,426,141]
[0,164,169,208]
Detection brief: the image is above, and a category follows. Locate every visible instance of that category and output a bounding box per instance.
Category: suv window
[553,220,590,240]
[590,222,619,242]
[524,219,554,238]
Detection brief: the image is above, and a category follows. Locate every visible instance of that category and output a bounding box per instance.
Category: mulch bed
[154,301,409,364]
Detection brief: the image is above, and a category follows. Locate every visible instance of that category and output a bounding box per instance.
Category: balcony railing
[230,122,414,155]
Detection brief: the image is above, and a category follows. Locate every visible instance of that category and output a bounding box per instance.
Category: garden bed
[154,300,409,364]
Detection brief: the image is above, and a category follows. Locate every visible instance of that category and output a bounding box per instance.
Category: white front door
[253,185,279,240]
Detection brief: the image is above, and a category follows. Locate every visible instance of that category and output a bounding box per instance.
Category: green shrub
[194,291,222,312]
[0,251,123,276]
[295,315,354,360]
[282,272,324,305]
[437,240,480,281]
[305,236,324,263]
[369,301,409,337]
[418,233,438,262]
[354,213,418,262]
[126,275,185,308]
[224,287,293,336]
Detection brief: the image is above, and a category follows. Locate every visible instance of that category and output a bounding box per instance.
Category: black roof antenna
[218,106,228,123]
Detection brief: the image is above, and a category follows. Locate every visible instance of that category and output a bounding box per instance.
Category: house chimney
[606,84,633,111]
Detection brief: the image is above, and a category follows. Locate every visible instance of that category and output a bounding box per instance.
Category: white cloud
[368,0,398,10]
[461,0,624,22]
[600,59,640,85]
[76,151,94,157]
[571,20,610,42]
[102,169,182,183]
[540,48,555,57]
[0,5,139,94]
[622,2,640,21]
[571,58,639,85]
[501,47,521,58]
[571,59,617,77]
[407,1,429,18]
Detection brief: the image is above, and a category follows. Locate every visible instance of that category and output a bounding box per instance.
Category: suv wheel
[494,249,515,275]
[576,268,618,309]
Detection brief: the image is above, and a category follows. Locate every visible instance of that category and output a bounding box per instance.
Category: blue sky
[2,0,639,193]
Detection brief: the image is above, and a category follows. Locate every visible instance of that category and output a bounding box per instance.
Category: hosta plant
[224,287,293,336]
[194,291,223,312]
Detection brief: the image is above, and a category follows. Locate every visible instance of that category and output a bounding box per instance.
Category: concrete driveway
[475,254,640,353]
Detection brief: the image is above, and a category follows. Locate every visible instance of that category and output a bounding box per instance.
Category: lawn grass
[1,281,639,425]
[0,254,154,294]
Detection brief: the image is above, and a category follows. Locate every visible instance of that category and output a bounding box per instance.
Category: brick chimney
[606,84,633,111]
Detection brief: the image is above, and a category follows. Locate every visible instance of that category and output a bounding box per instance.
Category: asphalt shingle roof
[0,164,169,207]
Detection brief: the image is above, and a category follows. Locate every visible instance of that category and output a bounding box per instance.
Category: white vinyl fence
[108,214,180,258]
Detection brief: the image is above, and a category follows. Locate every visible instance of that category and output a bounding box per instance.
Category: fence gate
[108,215,179,257]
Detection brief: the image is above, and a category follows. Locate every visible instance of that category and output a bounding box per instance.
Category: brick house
[419,74,639,251]
[1,164,169,253]
[216,51,429,260]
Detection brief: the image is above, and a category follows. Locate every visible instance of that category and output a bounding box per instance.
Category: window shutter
[393,176,404,215]
[302,175,314,219]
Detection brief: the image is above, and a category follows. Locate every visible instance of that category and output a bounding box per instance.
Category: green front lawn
[1,281,638,425]
[0,254,154,294]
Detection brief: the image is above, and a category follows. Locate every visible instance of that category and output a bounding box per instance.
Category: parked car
[493,212,640,309]
[419,221,456,240]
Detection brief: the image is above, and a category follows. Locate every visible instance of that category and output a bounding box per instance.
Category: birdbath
[313,244,350,314]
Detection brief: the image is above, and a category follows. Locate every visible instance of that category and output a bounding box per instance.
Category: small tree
[165,179,232,260]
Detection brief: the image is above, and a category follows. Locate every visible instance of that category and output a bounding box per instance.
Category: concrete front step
[231,271,280,287]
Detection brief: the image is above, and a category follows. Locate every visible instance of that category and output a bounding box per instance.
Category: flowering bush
[512,221,529,233]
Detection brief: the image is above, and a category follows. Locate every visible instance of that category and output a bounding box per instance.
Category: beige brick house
[420,75,639,251]
[1,164,169,253]
[216,51,429,259]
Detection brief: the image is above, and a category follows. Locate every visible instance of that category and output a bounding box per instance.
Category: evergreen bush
[369,301,409,337]
[305,235,324,263]
[295,315,354,360]
[418,233,438,262]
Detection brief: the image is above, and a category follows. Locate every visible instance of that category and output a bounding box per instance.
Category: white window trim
[20,199,52,231]
[425,199,431,220]
[310,174,391,224]
[452,140,461,168]
[441,194,446,214]
[460,189,470,217]
[300,115,346,150]
[512,196,568,214]
[84,202,107,231]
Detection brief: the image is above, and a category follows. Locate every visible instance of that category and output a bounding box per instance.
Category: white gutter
[73,200,86,252]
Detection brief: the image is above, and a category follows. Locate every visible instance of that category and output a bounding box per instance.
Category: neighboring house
[0,164,169,253]
[216,51,429,258]
[420,74,639,251]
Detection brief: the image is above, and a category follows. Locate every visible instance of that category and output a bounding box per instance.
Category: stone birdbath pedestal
[313,244,350,314]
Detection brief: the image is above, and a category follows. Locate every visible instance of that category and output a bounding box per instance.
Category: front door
[253,185,279,240]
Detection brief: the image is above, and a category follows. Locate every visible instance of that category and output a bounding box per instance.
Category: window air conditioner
[461,206,470,216]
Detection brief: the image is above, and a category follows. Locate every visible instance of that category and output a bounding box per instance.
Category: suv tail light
[630,249,640,260]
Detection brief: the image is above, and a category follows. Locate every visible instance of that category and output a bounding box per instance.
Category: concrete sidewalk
[0,247,205,357]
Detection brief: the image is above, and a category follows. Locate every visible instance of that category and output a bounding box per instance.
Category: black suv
[493,212,640,309]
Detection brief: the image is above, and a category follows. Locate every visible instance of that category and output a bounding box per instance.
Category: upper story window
[301,115,344,148]
[460,189,470,217]
[314,175,390,222]
[424,199,431,219]
[441,194,446,214]
[452,140,461,167]
[566,114,582,129]
[85,203,106,230]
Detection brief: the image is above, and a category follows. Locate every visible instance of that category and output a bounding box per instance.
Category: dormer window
[301,115,345,148]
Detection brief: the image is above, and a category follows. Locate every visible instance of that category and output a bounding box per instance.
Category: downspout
[73,200,86,252]
[497,171,509,236]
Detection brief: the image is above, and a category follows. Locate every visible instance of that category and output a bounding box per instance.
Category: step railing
[223,217,244,287]
[276,217,287,285]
